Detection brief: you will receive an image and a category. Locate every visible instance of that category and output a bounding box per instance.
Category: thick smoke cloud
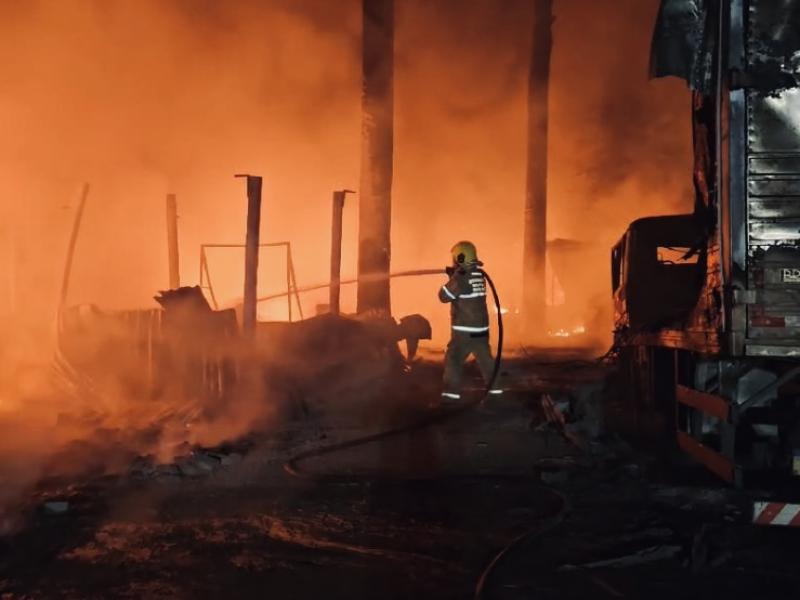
[393,0,693,343]
[0,0,691,342]
[0,0,693,524]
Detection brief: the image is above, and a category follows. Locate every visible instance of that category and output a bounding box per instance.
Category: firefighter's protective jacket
[438,264,489,333]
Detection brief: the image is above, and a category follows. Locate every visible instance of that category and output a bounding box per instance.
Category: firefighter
[438,241,502,402]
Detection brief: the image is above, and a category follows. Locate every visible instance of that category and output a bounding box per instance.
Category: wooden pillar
[236,174,262,335]
[166,193,180,289]
[59,183,90,314]
[522,0,553,335]
[357,0,394,315]
[330,189,354,315]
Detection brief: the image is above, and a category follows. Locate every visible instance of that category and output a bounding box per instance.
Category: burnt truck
[612,0,800,486]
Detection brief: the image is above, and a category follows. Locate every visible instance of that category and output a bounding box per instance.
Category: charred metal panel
[612,215,706,332]
[726,0,748,354]
[749,221,800,241]
[620,1,800,356]
[692,92,717,213]
[650,0,717,91]
[749,198,800,219]
[743,0,800,351]
[749,177,800,197]
[749,91,800,152]
[747,344,800,357]
[747,0,800,81]
[730,90,748,270]
[750,155,800,174]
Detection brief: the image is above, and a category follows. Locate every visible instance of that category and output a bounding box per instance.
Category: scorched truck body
[613,0,800,486]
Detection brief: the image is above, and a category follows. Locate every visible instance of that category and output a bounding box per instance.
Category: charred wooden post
[236,174,263,336]
[330,189,355,315]
[166,193,181,289]
[330,191,346,315]
[357,0,394,315]
[59,183,90,317]
[522,0,553,335]
[199,246,220,310]
[287,245,303,320]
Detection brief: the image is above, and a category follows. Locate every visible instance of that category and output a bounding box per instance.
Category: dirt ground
[2,353,800,599]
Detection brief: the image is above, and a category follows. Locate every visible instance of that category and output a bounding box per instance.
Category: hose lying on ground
[282,268,569,598]
[284,268,503,479]
[474,486,568,599]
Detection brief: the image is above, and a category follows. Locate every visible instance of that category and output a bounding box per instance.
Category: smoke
[392,0,693,347]
[0,0,363,320]
[0,0,694,521]
[0,0,364,525]
[0,0,692,338]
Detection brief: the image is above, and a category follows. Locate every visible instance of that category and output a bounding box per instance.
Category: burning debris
[547,324,586,339]
[131,448,244,481]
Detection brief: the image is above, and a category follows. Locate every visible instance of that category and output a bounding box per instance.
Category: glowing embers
[547,324,586,338]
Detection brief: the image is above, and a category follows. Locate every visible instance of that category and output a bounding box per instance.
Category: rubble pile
[129,449,244,482]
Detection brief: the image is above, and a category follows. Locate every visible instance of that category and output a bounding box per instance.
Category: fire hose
[282,269,570,598]
[257,268,448,305]
[284,268,503,478]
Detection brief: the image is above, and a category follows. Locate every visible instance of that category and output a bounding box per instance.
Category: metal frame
[724,0,749,356]
[677,430,736,482]
[198,243,303,321]
[676,384,730,421]
[674,356,800,487]
[727,0,747,275]
[674,352,740,486]
[619,0,800,486]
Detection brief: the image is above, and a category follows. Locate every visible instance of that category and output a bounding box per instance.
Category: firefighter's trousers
[442,330,500,400]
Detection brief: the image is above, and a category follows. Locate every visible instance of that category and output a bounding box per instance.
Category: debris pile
[129,449,244,482]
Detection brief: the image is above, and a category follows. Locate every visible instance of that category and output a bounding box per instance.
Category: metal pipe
[235,174,262,335]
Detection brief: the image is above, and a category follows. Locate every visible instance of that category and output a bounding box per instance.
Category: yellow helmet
[451,240,478,265]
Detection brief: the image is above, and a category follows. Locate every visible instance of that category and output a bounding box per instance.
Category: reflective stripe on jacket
[438,264,489,331]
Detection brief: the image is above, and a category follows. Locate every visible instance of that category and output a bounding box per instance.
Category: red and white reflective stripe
[753,501,800,526]
[452,325,489,333]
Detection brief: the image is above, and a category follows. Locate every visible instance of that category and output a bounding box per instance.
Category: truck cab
[615,0,800,487]
[612,214,705,334]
